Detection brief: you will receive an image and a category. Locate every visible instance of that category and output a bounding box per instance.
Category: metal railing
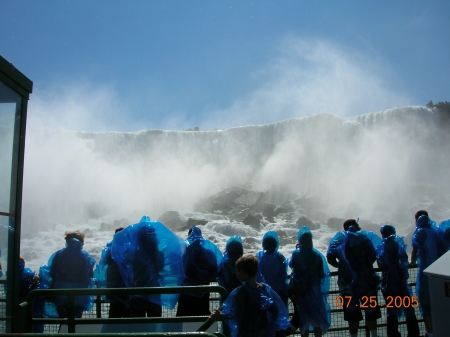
[0,333,223,337]
[20,285,228,334]
[3,266,426,336]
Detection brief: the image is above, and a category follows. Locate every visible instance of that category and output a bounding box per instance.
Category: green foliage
[426,100,450,124]
[426,100,450,110]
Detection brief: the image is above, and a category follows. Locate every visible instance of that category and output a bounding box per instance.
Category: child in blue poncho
[218,236,244,295]
[410,210,447,337]
[376,224,420,337]
[210,254,290,337]
[287,227,330,337]
[256,231,289,305]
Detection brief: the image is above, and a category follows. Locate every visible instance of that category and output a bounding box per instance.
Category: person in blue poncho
[210,254,290,337]
[218,236,244,295]
[16,257,44,333]
[256,231,289,306]
[176,226,224,316]
[94,227,130,318]
[108,216,186,315]
[376,224,420,337]
[410,210,447,337]
[437,218,450,250]
[286,227,330,337]
[129,224,165,317]
[46,230,96,318]
[327,219,381,337]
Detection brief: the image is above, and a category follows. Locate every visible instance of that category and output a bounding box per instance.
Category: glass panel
[0,82,19,213]
[0,80,21,332]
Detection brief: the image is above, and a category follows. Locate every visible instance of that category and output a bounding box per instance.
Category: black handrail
[21,285,228,334]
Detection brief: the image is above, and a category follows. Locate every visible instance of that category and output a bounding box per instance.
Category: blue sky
[1,1,449,131]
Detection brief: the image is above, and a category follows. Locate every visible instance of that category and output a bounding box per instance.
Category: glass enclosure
[0,56,32,332]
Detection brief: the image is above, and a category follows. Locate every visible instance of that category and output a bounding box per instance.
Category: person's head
[188,226,202,236]
[415,210,428,221]
[262,231,279,253]
[65,230,85,244]
[380,224,396,239]
[138,224,158,255]
[297,226,313,249]
[225,236,243,261]
[235,254,258,281]
[19,256,25,270]
[343,219,360,231]
[416,214,430,228]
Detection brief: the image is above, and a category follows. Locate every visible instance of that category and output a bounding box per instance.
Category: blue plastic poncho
[376,231,412,318]
[19,259,39,303]
[438,218,450,250]
[359,229,382,250]
[327,226,380,296]
[39,238,96,318]
[94,239,128,305]
[182,226,224,287]
[256,231,288,301]
[110,216,185,310]
[222,281,290,337]
[411,215,447,316]
[289,227,331,334]
[14,260,44,333]
[218,236,244,295]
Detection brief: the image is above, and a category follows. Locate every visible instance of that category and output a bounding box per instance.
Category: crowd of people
[13,210,450,337]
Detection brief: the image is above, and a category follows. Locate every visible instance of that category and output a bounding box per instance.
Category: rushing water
[2,106,449,272]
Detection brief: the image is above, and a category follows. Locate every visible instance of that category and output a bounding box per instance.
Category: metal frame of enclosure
[0,55,33,332]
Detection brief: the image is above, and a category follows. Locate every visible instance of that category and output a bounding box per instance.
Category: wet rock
[230,207,251,221]
[243,237,259,245]
[274,203,296,216]
[83,228,94,238]
[243,213,261,231]
[308,210,329,222]
[294,195,322,210]
[194,187,246,212]
[262,203,276,217]
[296,216,319,230]
[327,217,346,231]
[100,222,114,231]
[275,230,288,239]
[186,218,209,227]
[233,192,265,211]
[158,211,184,230]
